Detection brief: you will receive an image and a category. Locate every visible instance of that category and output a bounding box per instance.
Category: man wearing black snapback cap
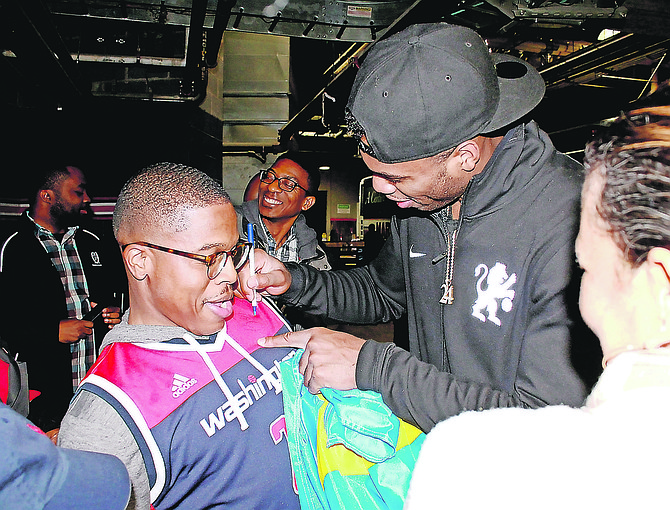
[247,23,600,432]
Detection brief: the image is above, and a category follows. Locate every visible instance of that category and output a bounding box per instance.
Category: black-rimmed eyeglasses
[122,241,252,279]
[260,169,308,193]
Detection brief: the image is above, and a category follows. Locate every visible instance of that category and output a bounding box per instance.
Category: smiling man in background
[238,151,330,271]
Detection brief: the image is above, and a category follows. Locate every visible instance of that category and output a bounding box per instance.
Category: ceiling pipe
[277,42,368,147]
[205,0,237,69]
[635,51,667,100]
[180,0,208,102]
[277,0,424,147]
[539,32,670,89]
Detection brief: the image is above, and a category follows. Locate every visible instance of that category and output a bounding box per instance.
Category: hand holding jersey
[259,327,365,393]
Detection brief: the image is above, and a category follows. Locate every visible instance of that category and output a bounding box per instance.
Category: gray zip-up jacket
[280,122,602,433]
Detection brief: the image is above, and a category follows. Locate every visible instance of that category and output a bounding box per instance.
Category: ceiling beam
[539,32,670,89]
[277,0,425,147]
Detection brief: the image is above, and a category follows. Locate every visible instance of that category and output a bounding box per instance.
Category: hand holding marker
[246,223,258,316]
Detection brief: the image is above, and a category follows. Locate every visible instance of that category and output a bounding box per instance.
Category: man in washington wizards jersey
[58,163,300,510]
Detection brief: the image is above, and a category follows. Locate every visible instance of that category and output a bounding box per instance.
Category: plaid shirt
[260,220,300,263]
[28,214,94,391]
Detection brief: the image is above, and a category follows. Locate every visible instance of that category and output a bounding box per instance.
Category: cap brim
[45,448,131,510]
[485,53,546,134]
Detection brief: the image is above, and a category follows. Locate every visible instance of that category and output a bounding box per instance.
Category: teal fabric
[280,350,425,510]
[321,388,398,462]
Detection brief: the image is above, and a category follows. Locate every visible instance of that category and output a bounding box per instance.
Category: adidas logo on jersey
[172,373,197,398]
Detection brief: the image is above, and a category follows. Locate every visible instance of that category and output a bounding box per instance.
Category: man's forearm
[282,263,404,324]
[356,340,524,433]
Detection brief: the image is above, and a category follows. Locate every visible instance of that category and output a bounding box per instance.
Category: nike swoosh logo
[409,244,426,258]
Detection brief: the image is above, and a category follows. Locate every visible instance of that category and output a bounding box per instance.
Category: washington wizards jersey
[76,299,300,509]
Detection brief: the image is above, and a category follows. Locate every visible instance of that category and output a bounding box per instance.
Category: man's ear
[39,190,53,204]
[123,245,151,282]
[455,140,481,172]
[301,195,316,211]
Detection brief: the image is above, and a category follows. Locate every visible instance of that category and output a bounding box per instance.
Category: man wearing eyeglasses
[237,151,330,271]
[58,163,300,510]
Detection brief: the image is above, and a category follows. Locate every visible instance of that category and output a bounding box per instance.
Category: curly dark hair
[344,108,377,159]
[273,151,321,196]
[584,105,670,266]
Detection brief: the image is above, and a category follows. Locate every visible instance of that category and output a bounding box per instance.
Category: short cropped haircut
[584,105,670,266]
[28,164,73,202]
[113,162,231,240]
[274,151,321,196]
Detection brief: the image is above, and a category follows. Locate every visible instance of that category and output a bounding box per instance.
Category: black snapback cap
[347,23,546,164]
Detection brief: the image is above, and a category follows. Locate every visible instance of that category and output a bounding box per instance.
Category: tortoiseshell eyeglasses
[122,241,252,279]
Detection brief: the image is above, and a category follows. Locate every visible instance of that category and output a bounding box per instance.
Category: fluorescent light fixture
[598,29,620,41]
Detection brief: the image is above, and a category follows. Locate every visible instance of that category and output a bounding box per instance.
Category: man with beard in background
[0,163,122,437]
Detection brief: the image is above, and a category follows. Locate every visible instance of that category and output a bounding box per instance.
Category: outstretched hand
[259,327,366,394]
[237,249,292,301]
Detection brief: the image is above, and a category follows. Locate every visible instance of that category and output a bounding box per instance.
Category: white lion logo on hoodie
[471,262,516,326]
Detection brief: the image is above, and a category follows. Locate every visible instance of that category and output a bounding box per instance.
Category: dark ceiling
[1,0,670,196]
